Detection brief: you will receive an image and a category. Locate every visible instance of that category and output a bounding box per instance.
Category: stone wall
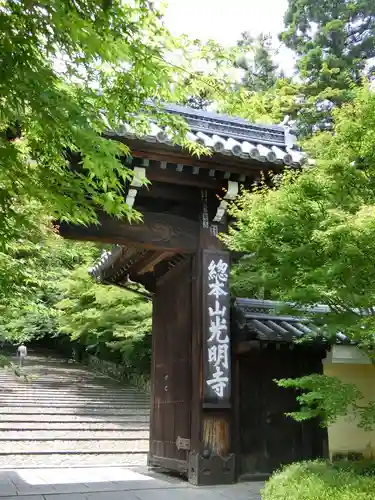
[85,354,150,393]
[85,354,128,381]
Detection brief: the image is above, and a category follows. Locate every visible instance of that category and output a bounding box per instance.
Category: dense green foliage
[225,85,375,339]
[0,0,213,254]
[57,267,152,373]
[0,219,152,378]
[262,461,375,500]
[276,374,375,431]
[281,0,375,135]
[219,77,301,124]
[219,1,375,133]
[224,85,375,426]
[0,0,213,378]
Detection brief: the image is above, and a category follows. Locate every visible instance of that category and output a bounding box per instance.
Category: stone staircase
[0,354,150,468]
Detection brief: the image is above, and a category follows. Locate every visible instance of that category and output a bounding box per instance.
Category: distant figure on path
[17,343,27,367]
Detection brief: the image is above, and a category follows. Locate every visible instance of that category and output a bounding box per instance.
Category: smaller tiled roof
[88,246,123,280]
[113,104,306,167]
[233,298,349,343]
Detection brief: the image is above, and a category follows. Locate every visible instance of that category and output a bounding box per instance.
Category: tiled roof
[113,104,306,167]
[88,247,122,280]
[233,298,349,343]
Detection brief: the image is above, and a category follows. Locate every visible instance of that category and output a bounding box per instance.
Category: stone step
[0,387,148,393]
[0,376,138,384]
[0,452,148,468]
[0,387,148,394]
[0,421,149,430]
[0,394,150,401]
[0,430,149,440]
[0,397,150,404]
[0,376,129,382]
[0,394,150,400]
[0,439,149,453]
[0,356,152,470]
[0,394,149,402]
[0,407,150,415]
[0,414,149,422]
[0,402,150,408]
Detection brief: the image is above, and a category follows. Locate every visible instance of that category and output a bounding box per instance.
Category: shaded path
[0,354,149,467]
[0,466,263,500]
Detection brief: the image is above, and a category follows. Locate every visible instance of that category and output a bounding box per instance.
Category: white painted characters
[208,259,228,283]
[206,258,230,399]
[206,367,229,398]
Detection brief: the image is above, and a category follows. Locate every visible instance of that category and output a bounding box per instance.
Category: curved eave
[108,124,306,168]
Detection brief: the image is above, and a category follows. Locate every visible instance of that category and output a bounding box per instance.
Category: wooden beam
[59,210,199,253]
[129,250,173,276]
[146,166,223,190]
[138,182,201,203]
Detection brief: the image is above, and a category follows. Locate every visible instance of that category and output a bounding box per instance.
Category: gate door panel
[238,345,325,476]
[149,258,192,472]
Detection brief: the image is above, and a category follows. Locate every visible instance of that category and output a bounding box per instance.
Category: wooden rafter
[129,250,174,277]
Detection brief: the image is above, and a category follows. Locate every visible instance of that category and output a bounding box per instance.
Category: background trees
[280,0,375,135]
[224,71,375,428]
[0,227,153,380]
[236,32,280,92]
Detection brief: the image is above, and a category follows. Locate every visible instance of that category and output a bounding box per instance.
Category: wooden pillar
[188,191,235,485]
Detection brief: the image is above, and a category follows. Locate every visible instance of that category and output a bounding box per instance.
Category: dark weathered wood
[138,181,202,203]
[232,356,241,480]
[129,251,173,277]
[59,211,199,252]
[148,258,192,472]
[202,414,230,455]
[148,455,188,473]
[189,252,203,456]
[146,165,224,190]
[236,344,326,478]
[187,204,235,485]
[188,451,235,486]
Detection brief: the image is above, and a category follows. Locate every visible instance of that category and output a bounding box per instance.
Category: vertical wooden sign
[202,249,231,407]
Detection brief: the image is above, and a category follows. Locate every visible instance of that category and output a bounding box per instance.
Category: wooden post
[188,190,235,485]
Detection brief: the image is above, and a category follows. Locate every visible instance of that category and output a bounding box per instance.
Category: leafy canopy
[224,84,375,426]
[225,85,375,338]
[0,227,152,378]
[0,0,213,245]
[57,266,152,363]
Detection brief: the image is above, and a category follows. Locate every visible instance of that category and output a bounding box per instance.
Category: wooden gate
[148,258,192,473]
[236,344,326,477]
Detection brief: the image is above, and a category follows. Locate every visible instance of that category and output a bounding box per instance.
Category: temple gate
[60,104,326,484]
